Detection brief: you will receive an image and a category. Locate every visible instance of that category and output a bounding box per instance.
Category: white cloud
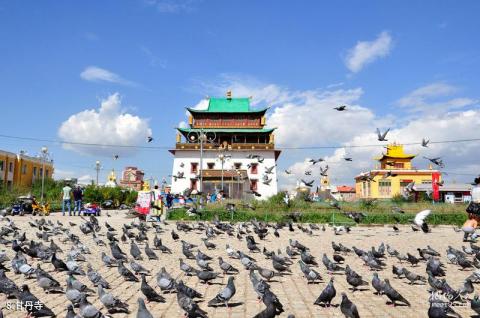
[53,169,76,180]
[78,174,94,185]
[314,109,480,186]
[145,0,198,13]
[58,93,152,157]
[345,31,393,73]
[80,66,137,86]
[193,74,295,107]
[178,121,188,128]
[192,75,480,189]
[397,82,478,113]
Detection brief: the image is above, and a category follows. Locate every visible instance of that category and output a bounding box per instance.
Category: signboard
[135,191,151,215]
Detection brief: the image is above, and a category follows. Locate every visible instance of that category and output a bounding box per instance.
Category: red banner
[432,172,441,201]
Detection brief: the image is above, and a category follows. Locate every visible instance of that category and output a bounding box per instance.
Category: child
[462,213,479,242]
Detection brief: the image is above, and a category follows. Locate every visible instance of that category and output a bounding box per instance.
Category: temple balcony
[174,142,276,151]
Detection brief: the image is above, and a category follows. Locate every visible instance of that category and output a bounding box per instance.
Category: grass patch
[168,207,467,226]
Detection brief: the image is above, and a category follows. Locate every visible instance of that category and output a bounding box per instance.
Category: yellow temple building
[354,143,440,199]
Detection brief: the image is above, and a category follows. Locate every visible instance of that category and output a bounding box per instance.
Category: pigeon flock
[0,212,479,317]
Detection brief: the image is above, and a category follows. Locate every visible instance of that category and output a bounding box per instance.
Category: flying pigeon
[422,138,429,147]
[376,128,390,141]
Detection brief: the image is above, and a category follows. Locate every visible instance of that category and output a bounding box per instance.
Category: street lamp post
[95,161,101,186]
[187,129,216,193]
[217,150,230,193]
[40,146,49,204]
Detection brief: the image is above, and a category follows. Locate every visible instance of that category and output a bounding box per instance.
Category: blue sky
[1,0,479,187]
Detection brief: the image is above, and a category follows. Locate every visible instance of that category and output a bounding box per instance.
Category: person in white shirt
[61,184,72,216]
[150,185,163,221]
[472,177,480,203]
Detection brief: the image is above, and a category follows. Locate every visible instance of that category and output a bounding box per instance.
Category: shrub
[359,198,378,211]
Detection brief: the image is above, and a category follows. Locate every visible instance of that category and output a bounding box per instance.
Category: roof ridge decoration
[186,92,268,114]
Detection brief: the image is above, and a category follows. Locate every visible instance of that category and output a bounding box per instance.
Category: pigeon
[340,292,360,318]
[98,285,129,314]
[66,304,76,318]
[298,260,322,283]
[118,261,139,282]
[346,268,369,292]
[259,287,284,316]
[136,298,154,318]
[314,277,336,307]
[109,242,127,260]
[383,278,411,306]
[86,264,110,289]
[257,267,276,281]
[413,209,431,232]
[130,241,143,260]
[376,128,390,141]
[157,267,176,292]
[177,290,208,318]
[196,270,219,284]
[333,254,345,263]
[130,260,150,275]
[66,278,84,306]
[66,255,86,275]
[422,138,430,147]
[36,271,63,294]
[406,253,420,266]
[208,276,236,307]
[372,272,385,295]
[140,274,165,303]
[458,278,474,297]
[428,295,460,318]
[176,280,202,299]
[471,294,480,315]
[218,257,239,274]
[272,259,291,274]
[334,105,347,111]
[16,284,56,317]
[179,258,197,276]
[171,230,180,241]
[100,252,117,267]
[403,268,426,285]
[144,243,158,260]
[301,179,314,187]
[68,274,94,294]
[423,156,445,168]
[51,253,69,271]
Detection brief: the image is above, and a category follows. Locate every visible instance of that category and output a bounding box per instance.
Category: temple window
[190,162,198,174]
[190,179,197,190]
[379,180,391,196]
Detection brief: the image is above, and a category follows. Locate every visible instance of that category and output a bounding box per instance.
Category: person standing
[166,193,173,210]
[463,177,480,242]
[72,186,83,216]
[61,183,72,216]
[151,185,162,221]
